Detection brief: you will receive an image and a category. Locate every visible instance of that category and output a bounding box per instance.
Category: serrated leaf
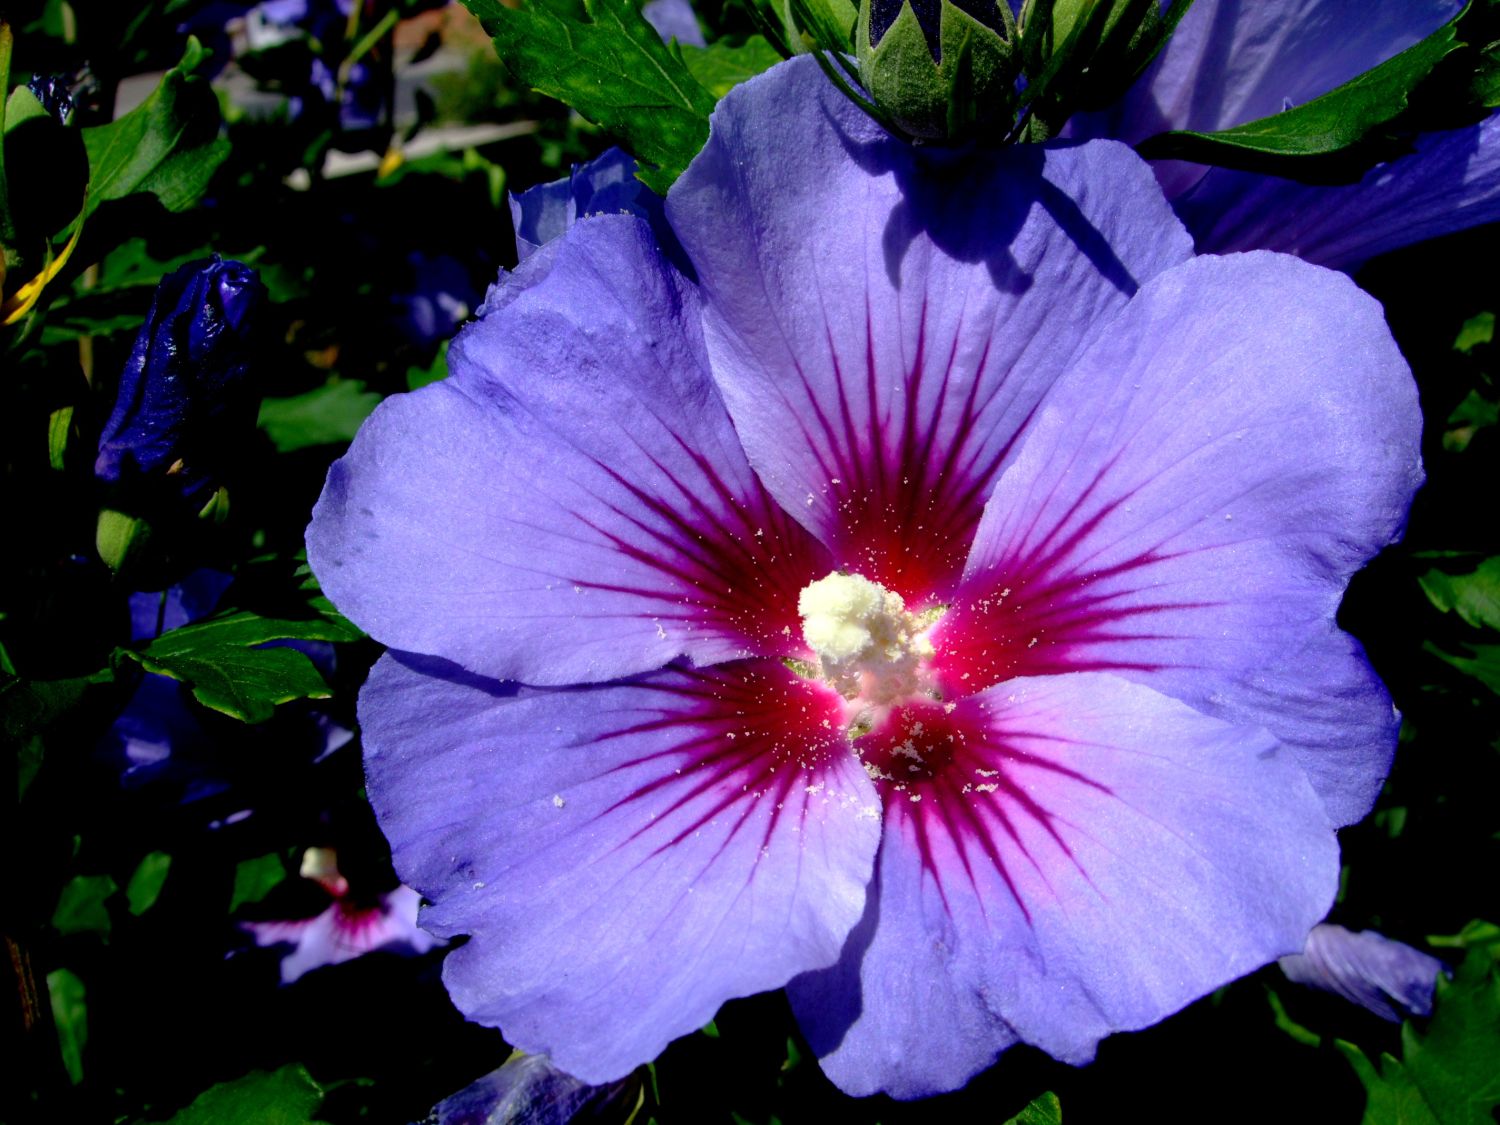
[120,608,361,723]
[158,1064,327,1125]
[463,0,715,192]
[126,851,172,916]
[1420,557,1500,630]
[1341,937,1500,1125]
[80,37,229,222]
[258,380,383,452]
[1004,1091,1063,1125]
[231,852,288,912]
[681,35,784,98]
[1137,9,1465,170]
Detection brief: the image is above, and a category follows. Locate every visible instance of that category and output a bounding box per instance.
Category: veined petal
[1177,113,1500,269]
[951,252,1422,825]
[308,216,829,686]
[790,673,1337,1098]
[360,652,880,1084]
[667,57,1192,601]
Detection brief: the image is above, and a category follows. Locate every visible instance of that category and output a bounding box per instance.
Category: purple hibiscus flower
[307,58,1422,1098]
[1073,0,1500,269]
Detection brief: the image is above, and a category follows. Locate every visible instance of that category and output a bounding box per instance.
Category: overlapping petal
[669,58,1193,599]
[950,253,1421,824]
[361,651,879,1083]
[1071,0,1500,268]
[791,673,1337,1098]
[1177,115,1500,268]
[308,217,829,686]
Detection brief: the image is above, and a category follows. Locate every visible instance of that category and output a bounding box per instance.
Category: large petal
[1074,0,1460,200]
[667,57,1192,602]
[1176,113,1500,269]
[308,216,829,686]
[361,652,880,1083]
[790,673,1337,1099]
[949,253,1422,824]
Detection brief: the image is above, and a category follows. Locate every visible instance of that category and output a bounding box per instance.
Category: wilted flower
[95,257,266,513]
[1280,923,1448,1022]
[309,59,1422,1098]
[1075,0,1500,269]
[242,847,441,984]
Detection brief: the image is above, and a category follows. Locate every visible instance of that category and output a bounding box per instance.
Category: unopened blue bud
[26,74,75,124]
[95,257,267,509]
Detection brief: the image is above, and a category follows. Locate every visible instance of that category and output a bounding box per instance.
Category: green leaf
[1137,9,1465,170]
[258,379,383,452]
[158,1064,327,1125]
[51,873,118,939]
[46,968,86,1086]
[1339,935,1500,1125]
[1424,641,1500,695]
[682,35,784,98]
[4,85,50,133]
[1004,1091,1063,1125]
[406,339,449,391]
[1420,557,1500,630]
[126,851,172,916]
[120,608,362,723]
[79,36,229,222]
[1444,389,1499,452]
[1454,311,1495,353]
[462,0,716,192]
[231,852,288,912]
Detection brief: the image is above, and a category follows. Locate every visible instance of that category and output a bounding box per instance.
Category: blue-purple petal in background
[1280,923,1448,1022]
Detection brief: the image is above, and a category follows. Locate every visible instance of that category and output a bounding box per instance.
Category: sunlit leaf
[461,0,715,192]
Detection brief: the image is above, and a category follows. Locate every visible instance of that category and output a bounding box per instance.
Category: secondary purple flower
[1073,0,1500,269]
[242,847,440,983]
[1280,924,1447,1022]
[308,59,1422,1098]
[95,257,266,512]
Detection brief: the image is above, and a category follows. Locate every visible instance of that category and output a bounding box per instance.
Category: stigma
[797,571,942,706]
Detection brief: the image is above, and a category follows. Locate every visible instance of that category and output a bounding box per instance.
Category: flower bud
[95,257,267,516]
[1016,0,1186,139]
[857,0,1019,142]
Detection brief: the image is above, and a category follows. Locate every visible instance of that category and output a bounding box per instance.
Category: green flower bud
[856,0,1020,142]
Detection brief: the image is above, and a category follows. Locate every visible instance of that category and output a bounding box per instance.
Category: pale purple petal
[791,673,1337,1098]
[1177,113,1500,269]
[643,0,704,47]
[1078,0,1460,199]
[360,652,880,1083]
[243,885,438,984]
[667,56,1192,601]
[952,253,1422,825]
[1280,923,1447,1021]
[308,216,829,686]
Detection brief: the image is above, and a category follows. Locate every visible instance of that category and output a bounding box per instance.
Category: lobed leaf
[462,0,716,193]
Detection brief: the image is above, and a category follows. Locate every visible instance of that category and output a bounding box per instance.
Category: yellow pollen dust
[797,572,937,704]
